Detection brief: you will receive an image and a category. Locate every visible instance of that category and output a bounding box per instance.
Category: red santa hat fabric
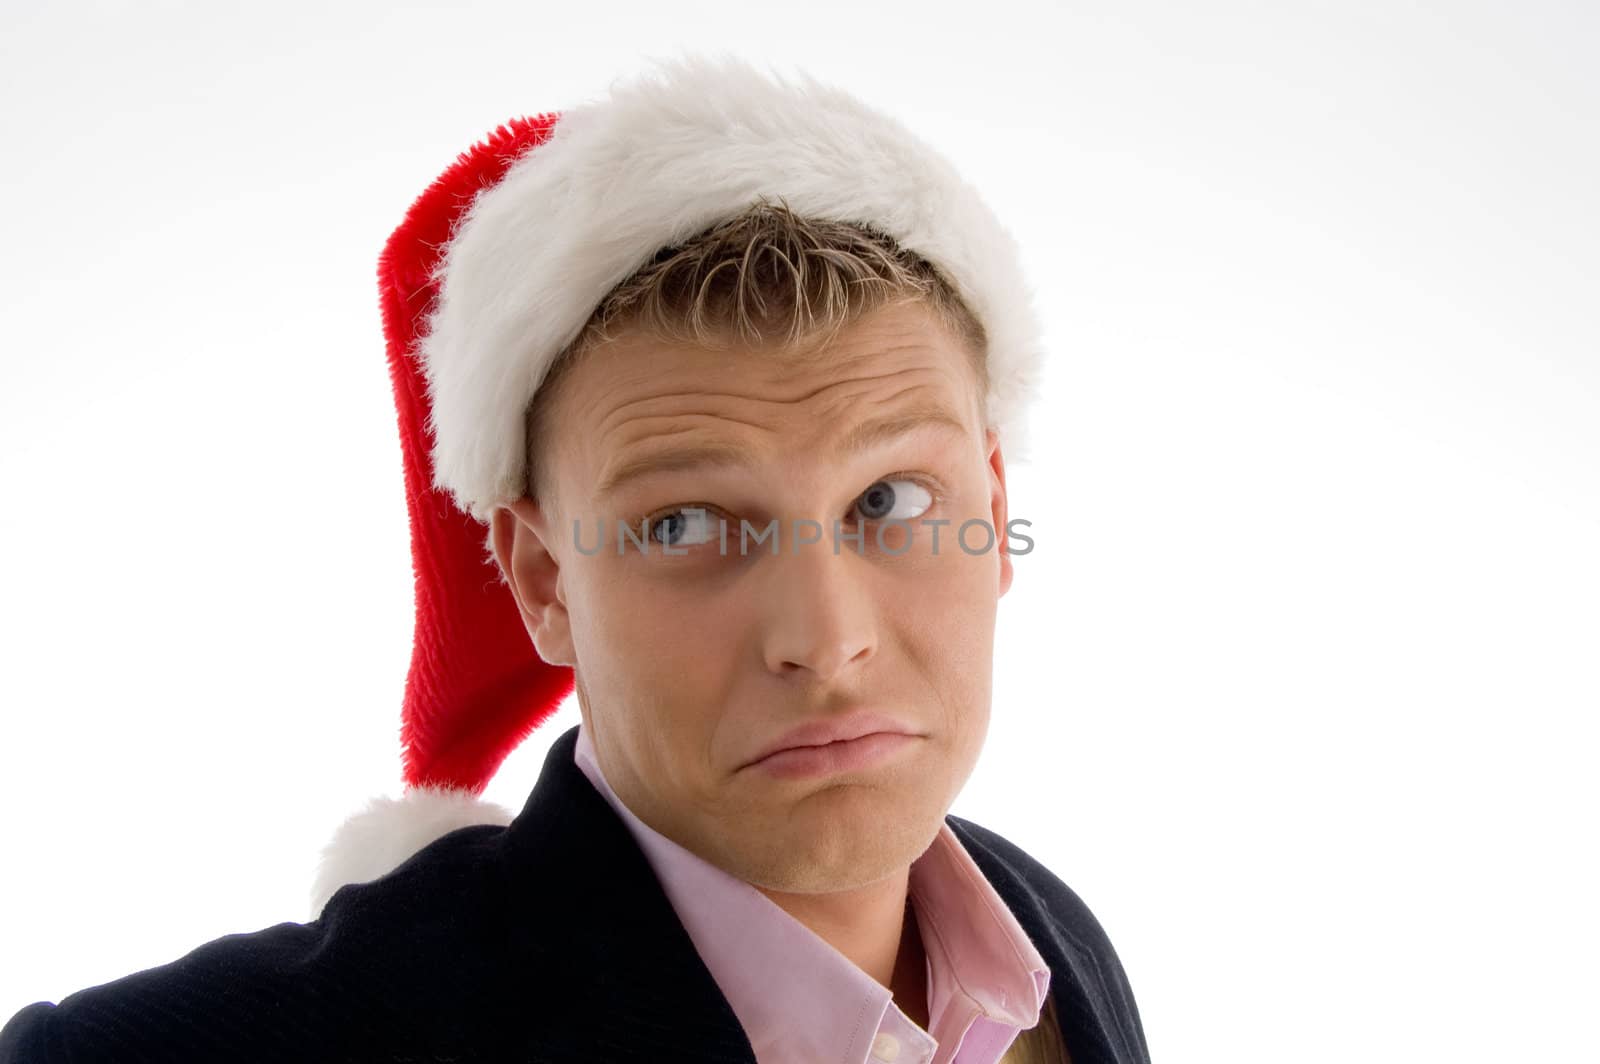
[311,53,1044,917]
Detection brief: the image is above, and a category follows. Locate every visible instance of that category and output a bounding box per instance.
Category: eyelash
[635,471,945,536]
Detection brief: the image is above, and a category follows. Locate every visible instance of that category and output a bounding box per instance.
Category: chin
[741,800,944,891]
[741,847,918,896]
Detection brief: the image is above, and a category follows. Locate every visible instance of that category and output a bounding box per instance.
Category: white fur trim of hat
[418,51,1046,523]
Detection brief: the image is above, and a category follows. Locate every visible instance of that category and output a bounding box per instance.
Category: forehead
[545,300,984,488]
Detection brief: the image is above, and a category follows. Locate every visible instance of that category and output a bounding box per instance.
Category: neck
[757,866,930,1030]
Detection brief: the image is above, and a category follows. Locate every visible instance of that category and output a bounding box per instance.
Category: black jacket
[0,725,1150,1062]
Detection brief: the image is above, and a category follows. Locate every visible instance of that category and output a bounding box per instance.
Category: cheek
[898,536,1000,646]
[568,562,730,748]
[891,551,999,743]
[572,560,692,665]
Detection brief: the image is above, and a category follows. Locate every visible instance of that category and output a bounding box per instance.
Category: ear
[985,427,1014,598]
[489,496,577,668]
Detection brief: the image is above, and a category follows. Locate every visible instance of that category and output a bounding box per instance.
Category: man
[0,54,1150,1063]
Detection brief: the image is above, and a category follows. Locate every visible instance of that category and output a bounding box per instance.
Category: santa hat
[310,52,1045,917]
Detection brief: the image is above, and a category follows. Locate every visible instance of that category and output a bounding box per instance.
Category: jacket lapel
[497,725,759,1062]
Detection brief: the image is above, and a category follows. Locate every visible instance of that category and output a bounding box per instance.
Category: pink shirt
[574,721,1052,1064]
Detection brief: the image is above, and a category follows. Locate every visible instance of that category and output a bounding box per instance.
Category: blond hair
[522,196,989,505]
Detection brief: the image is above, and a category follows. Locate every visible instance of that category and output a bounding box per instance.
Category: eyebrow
[594,405,970,499]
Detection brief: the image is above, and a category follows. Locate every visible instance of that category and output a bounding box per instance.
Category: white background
[1,2,1595,1060]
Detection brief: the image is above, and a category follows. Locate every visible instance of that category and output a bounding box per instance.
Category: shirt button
[871,1031,902,1061]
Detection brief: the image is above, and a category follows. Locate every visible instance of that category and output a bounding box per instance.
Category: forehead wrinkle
[581,328,958,436]
[598,407,779,447]
[591,386,785,442]
[769,355,945,405]
[579,337,977,500]
[594,398,971,503]
[593,411,780,500]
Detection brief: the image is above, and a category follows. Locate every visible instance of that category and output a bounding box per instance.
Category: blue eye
[647,506,716,547]
[855,479,933,522]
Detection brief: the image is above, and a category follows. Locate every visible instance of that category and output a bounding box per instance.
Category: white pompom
[309,787,514,919]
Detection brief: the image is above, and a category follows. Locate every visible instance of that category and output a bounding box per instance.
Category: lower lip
[749,732,918,780]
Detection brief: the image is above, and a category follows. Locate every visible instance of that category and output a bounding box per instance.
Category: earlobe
[490,497,577,667]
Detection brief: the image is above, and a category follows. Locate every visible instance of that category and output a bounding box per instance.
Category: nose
[759,527,878,684]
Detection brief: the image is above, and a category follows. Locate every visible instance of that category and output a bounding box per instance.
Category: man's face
[494,299,1013,894]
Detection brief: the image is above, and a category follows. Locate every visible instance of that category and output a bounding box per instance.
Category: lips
[744,709,920,769]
